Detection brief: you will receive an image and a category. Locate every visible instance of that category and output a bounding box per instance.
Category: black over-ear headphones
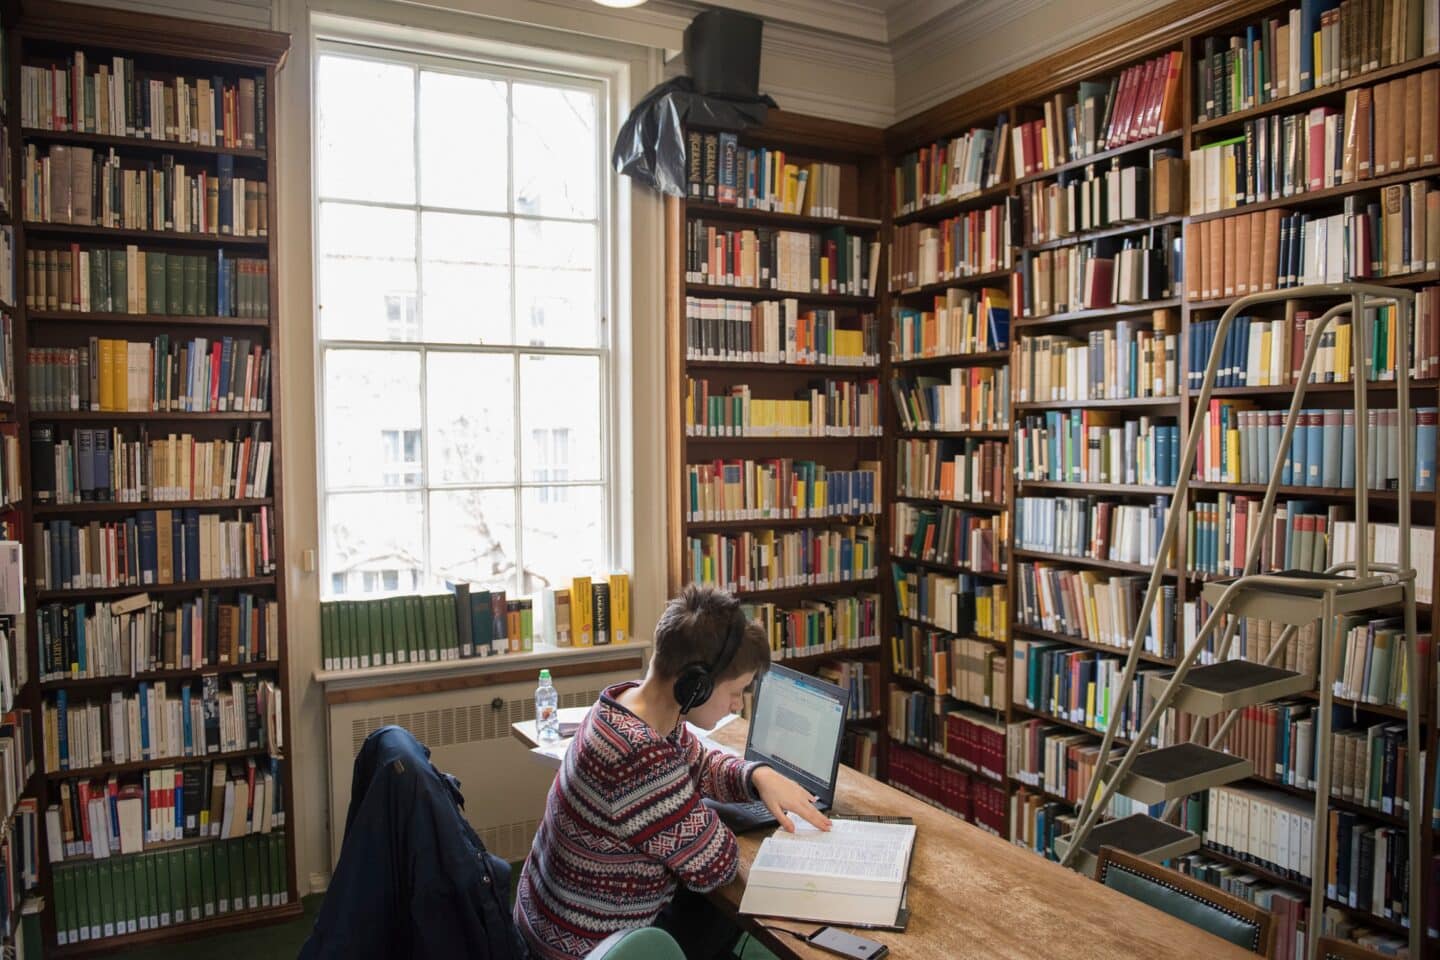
[672,604,745,713]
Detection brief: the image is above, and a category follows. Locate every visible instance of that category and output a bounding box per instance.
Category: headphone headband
[673,603,746,713]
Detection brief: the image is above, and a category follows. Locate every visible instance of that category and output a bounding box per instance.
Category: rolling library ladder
[1052,284,1426,960]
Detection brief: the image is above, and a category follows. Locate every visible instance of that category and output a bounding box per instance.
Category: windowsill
[314,640,650,688]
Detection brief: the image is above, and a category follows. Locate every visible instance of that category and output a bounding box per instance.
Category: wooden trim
[324,655,644,706]
[1094,847,1277,958]
[19,0,290,68]
[664,194,684,595]
[740,109,886,155]
[1313,937,1398,960]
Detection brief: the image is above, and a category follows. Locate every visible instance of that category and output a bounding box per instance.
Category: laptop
[704,663,850,832]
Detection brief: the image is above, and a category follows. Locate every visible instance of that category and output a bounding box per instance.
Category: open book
[738,816,916,929]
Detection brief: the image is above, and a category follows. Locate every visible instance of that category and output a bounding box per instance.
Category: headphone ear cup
[673,665,713,712]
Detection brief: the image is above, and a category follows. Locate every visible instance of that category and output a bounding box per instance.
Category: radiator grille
[484,819,544,862]
[349,688,602,755]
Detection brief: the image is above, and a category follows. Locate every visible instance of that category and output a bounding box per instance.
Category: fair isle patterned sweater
[514,682,761,960]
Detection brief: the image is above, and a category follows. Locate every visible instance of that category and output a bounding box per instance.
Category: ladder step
[1200,571,1407,625]
[1053,814,1199,875]
[1152,660,1314,716]
[1104,743,1252,804]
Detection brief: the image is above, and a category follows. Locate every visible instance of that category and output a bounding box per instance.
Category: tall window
[315,44,611,598]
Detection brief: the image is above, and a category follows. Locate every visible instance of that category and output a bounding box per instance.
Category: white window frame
[312,36,622,599]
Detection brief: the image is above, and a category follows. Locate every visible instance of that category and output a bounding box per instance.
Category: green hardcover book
[183,846,203,921]
[147,252,167,315]
[214,840,231,914]
[110,250,128,314]
[367,599,384,668]
[319,603,334,671]
[428,595,448,660]
[271,832,288,904]
[353,598,371,670]
[521,600,533,652]
[442,594,461,658]
[229,838,246,911]
[404,595,422,663]
[183,255,200,316]
[244,835,262,909]
[383,597,404,665]
[97,860,115,939]
[57,867,76,945]
[88,854,104,938]
[376,598,394,666]
[140,853,157,930]
[472,590,493,657]
[153,850,172,926]
[168,849,188,925]
[166,253,184,315]
[339,601,355,671]
[122,856,140,934]
[198,842,217,917]
[89,252,106,314]
[421,594,439,662]
[202,256,216,316]
[71,866,89,942]
[258,833,273,908]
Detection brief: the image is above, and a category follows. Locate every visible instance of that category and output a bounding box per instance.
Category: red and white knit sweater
[514,682,761,960]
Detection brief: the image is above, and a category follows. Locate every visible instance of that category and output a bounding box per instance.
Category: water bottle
[536,669,560,742]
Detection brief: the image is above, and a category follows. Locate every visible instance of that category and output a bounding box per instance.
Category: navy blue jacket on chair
[299,725,526,960]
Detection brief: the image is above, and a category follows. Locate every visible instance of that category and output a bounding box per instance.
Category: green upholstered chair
[586,927,687,960]
[1314,936,1396,960]
[1094,846,1276,957]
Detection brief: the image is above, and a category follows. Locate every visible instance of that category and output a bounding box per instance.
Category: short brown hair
[651,584,770,683]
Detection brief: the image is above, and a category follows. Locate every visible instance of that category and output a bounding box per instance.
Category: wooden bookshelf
[9,2,294,953]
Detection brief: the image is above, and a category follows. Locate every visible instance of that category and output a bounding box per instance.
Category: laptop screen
[745,664,849,799]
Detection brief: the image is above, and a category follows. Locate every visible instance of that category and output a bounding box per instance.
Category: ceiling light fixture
[593,0,648,7]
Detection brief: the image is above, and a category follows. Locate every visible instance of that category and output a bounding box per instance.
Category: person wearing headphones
[513,583,831,960]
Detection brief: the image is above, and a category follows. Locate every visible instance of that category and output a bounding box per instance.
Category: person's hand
[752,766,832,833]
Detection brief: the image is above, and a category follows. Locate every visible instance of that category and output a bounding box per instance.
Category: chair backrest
[1094,846,1275,957]
[586,927,687,960]
[1313,937,1393,960]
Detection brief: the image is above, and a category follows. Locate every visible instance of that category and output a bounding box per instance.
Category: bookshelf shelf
[1013,297,1183,329]
[27,310,272,329]
[1010,548,1175,577]
[1014,396,1180,411]
[893,181,1014,225]
[894,614,1007,646]
[685,514,879,532]
[893,495,1007,512]
[46,746,279,782]
[1187,481,1414,503]
[1184,164,1440,227]
[1009,703,1130,743]
[890,555,1007,581]
[891,350,1010,368]
[1189,52,1440,135]
[20,127,268,160]
[50,901,303,959]
[35,576,276,602]
[895,428,1008,439]
[685,433,881,444]
[40,661,282,692]
[34,498,274,516]
[730,579,879,603]
[1203,379,1440,397]
[52,828,276,866]
[684,360,880,374]
[38,411,272,422]
[891,269,1013,298]
[684,283,875,306]
[1026,215,1184,253]
[684,200,881,231]
[1014,130,1183,186]
[770,644,881,673]
[1017,480,1173,496]
[1184,271,1440,311]
[25,222,268,246]
[1011,622,1178,666]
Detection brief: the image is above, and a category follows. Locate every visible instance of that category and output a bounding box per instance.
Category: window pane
[318,203,417,342]
[425,353,515,483]
[521,484,604,593]
[326,492,424,597]
[515,219,597,347]
[318,55,415,203]
[431,488,517,592]
[324,350,422,488]
[520,354,601,481]
[512,83,596,219]
[420,71,508,212]
[420,212,511,344]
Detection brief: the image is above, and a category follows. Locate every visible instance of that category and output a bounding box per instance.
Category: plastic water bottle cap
[539,669,552,682]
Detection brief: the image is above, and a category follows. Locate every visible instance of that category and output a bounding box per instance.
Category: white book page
[753,818,915,885]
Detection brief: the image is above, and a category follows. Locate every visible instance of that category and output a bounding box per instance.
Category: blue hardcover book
[56,689,68,770]
[1168,426,1180,486]
[137,511,158,585]
[1304,409,1323,486]
[1236,318,1250,386]
[182,685,193,755]
[217,249,229,318]
[58,520,72,589]
[74,607,86,677]
[1416,408,1438,493]
[1321,409,1342,488]
[93,429,112,501]
[184,510,201,581]
[138,683,151,759]
[1297,0,1338,94]
[217,155,234,235]
[77,429,94,501]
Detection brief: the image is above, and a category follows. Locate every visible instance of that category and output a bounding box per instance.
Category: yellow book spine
[570,577,593,646]
[608,572,630,645]
[1335,320,1352,383]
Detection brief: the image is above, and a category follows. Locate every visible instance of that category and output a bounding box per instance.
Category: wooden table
[510,716,1254,959]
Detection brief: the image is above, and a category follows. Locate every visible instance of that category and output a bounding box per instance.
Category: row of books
[0,428,18,509]
[30,424,273,505]
[39,592,280,682]
[894,438,1007,506]
[1015,51,1183,175]
[44,675,279,772]
[25,146,267,237]
[1187,612,1321,677]
[887,203,1017,291]
[1014,494,1172,566]
[0,800,39,940]
[686,130,847,218]
[52,832,289,947]
[28,337,272,413]
[891,117,1010,216]
[744,595,881,663]
[684,458,880,522]
[320,592,532,670]
[890,699,1008,785]
[0,713,35,837]
[0,315,12,407]
[817,659,881,720]
[682,377,882,438]
[1193,1,1437,122]
[1334,620,1428,708]
[1191,72,1440,215]
[683,220,880,296]
[684,525,878,594]
[1192,402,1437,491]
[683,297,880,366]
[1011,641,1145,739]
[21,56,266,149]
[1012,227,1181,318]
[889,367,1010,433]
[1014,309,1180,402]
[887,742,1008,836]
[890,503,1006,573]
[890,568,1008,642]
[1007,718,1121,804]
[1018,149,1182,244]
[1015,561,1180,659]
[49,757,283,859]
[891,625,1007,710]
[843,729,879,778]
[1015,412,1181,487]
[891,287,1011,360]
[26,246,270,317]
[31,508,277,591]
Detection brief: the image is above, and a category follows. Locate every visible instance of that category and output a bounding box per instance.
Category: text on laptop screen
[749,669,846,785]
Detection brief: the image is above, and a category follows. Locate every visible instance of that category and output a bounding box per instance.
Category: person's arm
[622,746,741,892]
[679,725,762,804]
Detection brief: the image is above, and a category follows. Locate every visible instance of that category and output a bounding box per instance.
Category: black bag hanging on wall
[613,9,775,197]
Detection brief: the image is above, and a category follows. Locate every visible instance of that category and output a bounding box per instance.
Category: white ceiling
[691,0,975,45]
